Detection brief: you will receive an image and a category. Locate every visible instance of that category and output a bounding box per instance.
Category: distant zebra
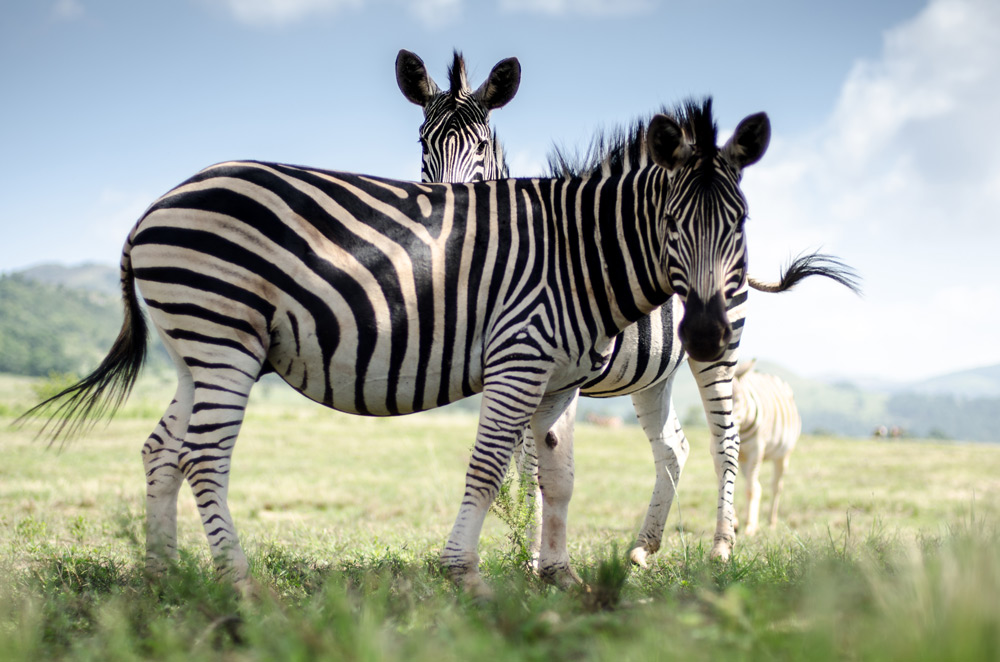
[396,49,520,183]
[24,97,833,598]
[731,360,802,536]
[403,60,861,568]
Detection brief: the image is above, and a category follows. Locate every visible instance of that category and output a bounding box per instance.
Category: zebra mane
[447,50,470,100]
[493,128,510,178]
[547,96,719,179]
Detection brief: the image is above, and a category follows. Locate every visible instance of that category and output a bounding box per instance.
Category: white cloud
[738,0,1000,381]
[499,0,654,16]
[52,0,85,21]
[209,0,464,28]
[407,0,464,28]
[210,0,362,27]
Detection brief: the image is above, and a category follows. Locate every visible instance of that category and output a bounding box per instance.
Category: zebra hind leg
[768,455,790,529]
[177,366,258,590]
[532,391,580,589]
[512,429,543,568]
[627,378,690,568]
[142,374,194,578]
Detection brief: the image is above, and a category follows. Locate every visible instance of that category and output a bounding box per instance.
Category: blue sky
[2,0,998,382]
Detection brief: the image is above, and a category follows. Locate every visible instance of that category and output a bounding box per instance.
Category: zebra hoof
[540,564,581,590]
[709,540,733,563]
[628,546,650,569]
[443,564,494,601]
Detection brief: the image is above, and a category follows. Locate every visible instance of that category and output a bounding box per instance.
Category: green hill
[0,271,170,378]
[0,273,123,377]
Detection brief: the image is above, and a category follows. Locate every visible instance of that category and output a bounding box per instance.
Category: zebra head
[646,98,770,362]
[396,49,520,182]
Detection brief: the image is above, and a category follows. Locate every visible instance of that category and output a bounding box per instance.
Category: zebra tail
[748,251,863,296]
[15,249,148,444]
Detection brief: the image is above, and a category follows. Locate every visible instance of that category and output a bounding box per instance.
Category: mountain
[17,263,120,298]
[0,265,169,377]
[908,364,1000,398]
[0,272,123,376]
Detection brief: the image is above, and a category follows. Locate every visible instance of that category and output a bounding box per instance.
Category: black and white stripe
[25,98,814,596]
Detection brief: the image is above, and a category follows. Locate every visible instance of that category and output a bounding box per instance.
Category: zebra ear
[723,112,770,168]
[396,49,441,107]
[473,57,521,110]
[647,114,692,171]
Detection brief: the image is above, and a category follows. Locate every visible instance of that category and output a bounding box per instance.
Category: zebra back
[732,361,802,462]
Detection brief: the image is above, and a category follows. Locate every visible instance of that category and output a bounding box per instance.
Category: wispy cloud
[740,0,1000,380]
[407,0,465,28]
[209,0,363,27]
[499,0,654,15]
[52,0,85,21]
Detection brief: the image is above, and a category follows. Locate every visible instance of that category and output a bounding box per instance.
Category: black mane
[446,50,469,100]
[547,97,719,179]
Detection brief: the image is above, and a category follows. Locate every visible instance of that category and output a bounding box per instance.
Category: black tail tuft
[749,251,863,296]
[14,255,148,444]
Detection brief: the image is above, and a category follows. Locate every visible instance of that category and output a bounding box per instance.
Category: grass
[3,373,1000,660]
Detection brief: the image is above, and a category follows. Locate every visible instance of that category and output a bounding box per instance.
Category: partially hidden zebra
[731,360,801,536]
[399,53,861,569]
[396,49,519,183]
[25,97,809,598]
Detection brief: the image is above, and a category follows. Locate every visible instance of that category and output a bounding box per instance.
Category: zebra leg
[142,372,194,577]
[689,283,747,562]
[512,430,543,568]
[532,391,580,588]
[769,456,790,529]
[441,381,541,598]
[741,457,763,537]
[628,378,690,568]
[178,369,257,589]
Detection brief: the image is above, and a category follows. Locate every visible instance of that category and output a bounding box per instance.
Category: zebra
[404,69,861,568]
[24,97,819,598]
[396,49,520,183]
[731,360,802,536]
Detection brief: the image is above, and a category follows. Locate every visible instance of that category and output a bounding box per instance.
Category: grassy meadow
[2,373,1000,660]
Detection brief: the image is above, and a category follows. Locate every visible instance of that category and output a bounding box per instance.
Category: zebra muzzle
[678,290,732,362]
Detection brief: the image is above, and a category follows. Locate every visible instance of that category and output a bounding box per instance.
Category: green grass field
[2,374,1000,660]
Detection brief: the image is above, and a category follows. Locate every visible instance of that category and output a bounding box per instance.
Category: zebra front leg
[533,391,580,588]
[441,382,538,599]
[627,378,689,568]
[689,356,741,562]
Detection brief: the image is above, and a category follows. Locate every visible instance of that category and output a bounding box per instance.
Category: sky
[2,0,997,383]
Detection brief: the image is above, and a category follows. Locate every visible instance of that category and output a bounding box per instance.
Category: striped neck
[549,164,672,341]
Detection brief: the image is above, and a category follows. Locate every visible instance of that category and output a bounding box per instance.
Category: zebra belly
[265,300,486,416]
[580,297,685,398]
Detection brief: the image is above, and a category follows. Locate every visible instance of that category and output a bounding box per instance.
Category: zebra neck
[557,167,672,340]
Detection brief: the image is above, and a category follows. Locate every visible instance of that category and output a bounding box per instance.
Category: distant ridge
[17,262,119,298]
[908,364,1000,398]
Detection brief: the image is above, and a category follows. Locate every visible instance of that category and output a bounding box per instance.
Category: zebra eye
[419,139,429,155]
[476,140,488,155]
[664,213,679,235]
